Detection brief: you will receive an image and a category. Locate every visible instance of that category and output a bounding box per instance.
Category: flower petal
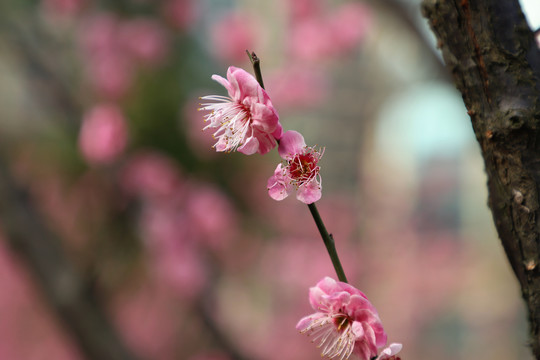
[238,136,259,155]
[376,343,403,360]
[211,74,234,96]
[250,103,279,132]
[228,66,261,101]
[267,164,293,200]
[296,312,324,331]
[278,130,306,159]
[296,178,321,204]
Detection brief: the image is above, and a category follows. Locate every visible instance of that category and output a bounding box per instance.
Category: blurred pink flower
[41,0,85,17]
[186,183,238,251]
[120,19,169,66]
[267,130,323,204]
[210,12,258,63]
[200,66,282,155]
[113,282,179,360]
[153,242,207,300]
[78,103,128,165]
[296,277,387,360]
[139,202,207,300]
[121,151,183,200]
[161,0,198,30]
[289,18,334,61]
[139,199,188,251]
[287,2,372,61]
[79,14,135,99]
[87,54,134,99]
[287,0,324,21]
[79,14,118,54]
[329,2,371,53]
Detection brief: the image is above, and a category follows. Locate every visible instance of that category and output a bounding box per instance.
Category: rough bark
[421,0,540,357]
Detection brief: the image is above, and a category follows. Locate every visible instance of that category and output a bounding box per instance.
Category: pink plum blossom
[296,277,388,360]
[78,103,128,165]
[267,130,323,204]
[199,66,282,155]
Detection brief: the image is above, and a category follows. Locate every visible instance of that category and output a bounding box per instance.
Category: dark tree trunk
[421,0,540,357]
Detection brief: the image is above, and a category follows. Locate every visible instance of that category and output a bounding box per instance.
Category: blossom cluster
[200,66,323,204]
[200,66,401,359]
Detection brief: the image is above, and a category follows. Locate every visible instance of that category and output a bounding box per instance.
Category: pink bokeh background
[0,0,532,359]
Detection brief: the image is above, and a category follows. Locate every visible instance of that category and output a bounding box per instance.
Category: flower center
[334,314,352,332]
[199,96,254,152]
[288,151,320,183]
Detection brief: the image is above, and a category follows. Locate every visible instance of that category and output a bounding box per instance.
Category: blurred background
[0,0,538,359]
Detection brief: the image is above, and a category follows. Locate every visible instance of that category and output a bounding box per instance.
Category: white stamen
[300,315,356,360]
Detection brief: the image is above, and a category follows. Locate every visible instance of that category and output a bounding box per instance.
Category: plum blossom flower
[78,103,128,165]
[267,130,323,204]
[199,66,282,155]
[296,277,388,360]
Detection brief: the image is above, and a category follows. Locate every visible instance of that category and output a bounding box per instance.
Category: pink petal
[296,313,324,331]
[254,132,277,155]
[348,296,378,315]
[210,74,234,97]
[250,103,279,132]
[238,136,259,155]
[296,178,321,204]
[228,66,260,101]
[272,122,283,140]
[315,276,340,295]
[267,164,292,200]
[351,321,365,339]
[278,130,306,159]
[376,343,402,360]
[308,285,328,310]
[357,323,378,358]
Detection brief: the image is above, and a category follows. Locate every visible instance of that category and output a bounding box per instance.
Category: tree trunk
[421,0,540,357]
